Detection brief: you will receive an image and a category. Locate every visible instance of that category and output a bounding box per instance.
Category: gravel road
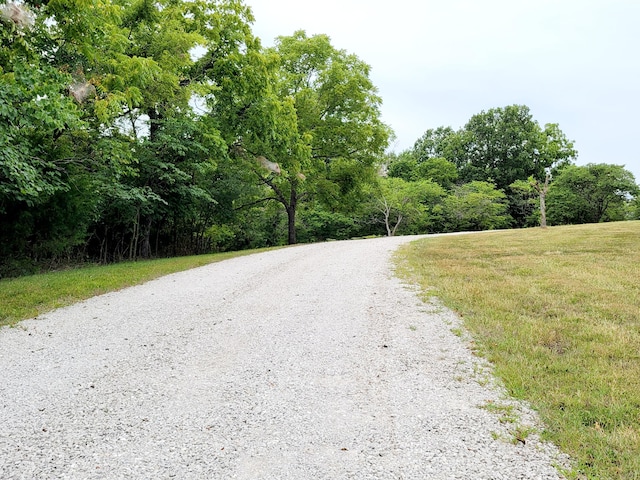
[0,236,568,479]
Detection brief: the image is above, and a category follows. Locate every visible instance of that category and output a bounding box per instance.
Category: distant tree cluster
[1,2,638,277]
[382,105,638,235]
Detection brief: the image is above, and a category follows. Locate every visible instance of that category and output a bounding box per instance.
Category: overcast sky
[246,0,640,181]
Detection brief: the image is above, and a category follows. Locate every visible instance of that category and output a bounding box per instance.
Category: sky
[246,0,640,182]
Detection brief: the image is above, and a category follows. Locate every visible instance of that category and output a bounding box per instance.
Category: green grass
[396,221,640,480]
[0,248,280,328]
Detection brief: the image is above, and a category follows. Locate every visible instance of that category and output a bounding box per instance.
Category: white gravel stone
[0,235,570,479]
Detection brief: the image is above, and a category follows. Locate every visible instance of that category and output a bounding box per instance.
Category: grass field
[0,248,279,328]
[396,221,640,479]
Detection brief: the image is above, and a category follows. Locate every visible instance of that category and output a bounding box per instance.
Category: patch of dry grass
[397,222,640,479]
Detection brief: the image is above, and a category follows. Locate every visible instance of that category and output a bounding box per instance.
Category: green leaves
[272,30,390,166]
[387,151,458,188]
[210,29,391,244]
[547,164,639,225]
[0,0,264,269]
[410,105,577,228]
[370,177,446,236]
[440,181,512,231]
[0,59,82,207]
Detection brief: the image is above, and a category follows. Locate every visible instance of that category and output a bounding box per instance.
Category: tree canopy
[369,177,445,236]
[547,164,638,225]
[215,30,391,244]
[408,105,579,227]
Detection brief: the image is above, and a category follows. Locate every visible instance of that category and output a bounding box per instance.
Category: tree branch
[233,197,279,211]
[255,170,287,207]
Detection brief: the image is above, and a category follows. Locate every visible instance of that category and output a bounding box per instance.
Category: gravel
[0,235,569,479]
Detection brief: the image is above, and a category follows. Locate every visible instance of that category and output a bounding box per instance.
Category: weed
[511,424,536,445]
[481,400,518,424]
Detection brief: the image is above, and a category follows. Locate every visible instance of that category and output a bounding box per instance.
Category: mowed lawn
[397,221,640,480]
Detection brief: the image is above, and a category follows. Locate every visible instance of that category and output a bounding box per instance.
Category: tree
[211,70,312,246]
[627,196,640,220]
[387,151,458,188]
[547,164,639,225]
[0,0,263,273]
[531,171,552,228]
[217,30,391,244]
[0,1,88,209]
[51,0,259,261]
[370,177,445,236]
[270,31,390,243]
[459,105,576,192]
[413,106,577,227]
[437,181,512,232]
[415,157,458,189]
[296,207,358,243]
[100,0,257,259]
[508,178,539,228]
[386,151,418,182]
[0,0,127,272]
[413,126,456,162]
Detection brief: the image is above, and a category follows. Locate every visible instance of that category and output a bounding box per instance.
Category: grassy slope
[0,248,280,327]
[396,221,640,480]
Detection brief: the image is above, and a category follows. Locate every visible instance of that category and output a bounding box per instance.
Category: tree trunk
[539,190,547,228]
[286,208,296,244]
[382,199,393,236]
[539,172,550,228]
[285,182,298,245]
[286,187,298,245]
[391,214,404,236]
[140,216,152,259]
[130,208,140,261]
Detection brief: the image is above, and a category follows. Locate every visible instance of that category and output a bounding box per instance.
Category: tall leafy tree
[415,157,458,188]
[88,0,256,259]
[0,1,89,209]
[260,31,391,244]
[1,0,262,272]
[414,106,576,227]
[0,1,123,272]
[413,126,456,163]
[206,50,311,245]
[211,30,390,244]
[459,105,576,191]
[412,107,576,194]
[386,151,418,182]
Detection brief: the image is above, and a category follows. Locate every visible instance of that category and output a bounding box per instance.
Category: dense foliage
[388,105,637,232]
[1,1,638,277]
[546,163,639,225]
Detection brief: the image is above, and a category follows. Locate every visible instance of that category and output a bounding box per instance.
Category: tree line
[382,105,639,234]
[1,0,638,277]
